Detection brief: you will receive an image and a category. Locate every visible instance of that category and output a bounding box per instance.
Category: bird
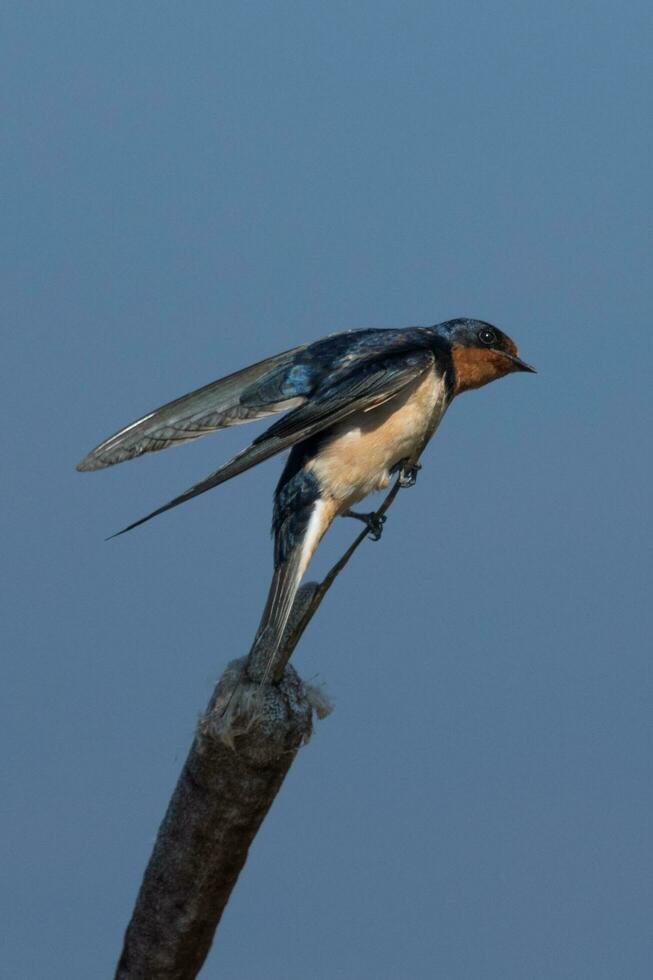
[78,318,534,674]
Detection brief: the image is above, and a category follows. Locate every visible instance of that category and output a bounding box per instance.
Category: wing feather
[110,349,434,536]
[77,345,305,471]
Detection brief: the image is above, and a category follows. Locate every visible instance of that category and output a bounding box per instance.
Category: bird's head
[436,318,535,395]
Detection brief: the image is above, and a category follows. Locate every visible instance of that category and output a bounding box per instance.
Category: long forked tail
[251,498,334,684]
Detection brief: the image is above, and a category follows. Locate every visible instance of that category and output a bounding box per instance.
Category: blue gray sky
[3,3,652,978]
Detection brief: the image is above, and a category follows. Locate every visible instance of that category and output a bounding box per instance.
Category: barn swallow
[78,319,534,672]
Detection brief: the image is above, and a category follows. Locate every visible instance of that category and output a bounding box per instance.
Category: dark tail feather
[108,437,287,538]
[250,545,307,683]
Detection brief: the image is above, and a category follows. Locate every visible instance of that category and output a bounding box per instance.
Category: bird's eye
[478,328,497,346]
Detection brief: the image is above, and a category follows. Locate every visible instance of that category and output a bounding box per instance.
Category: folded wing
[111,349,434,536]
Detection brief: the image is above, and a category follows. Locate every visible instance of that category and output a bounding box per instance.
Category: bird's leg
[397,460,422,488]
[342,509,387,541]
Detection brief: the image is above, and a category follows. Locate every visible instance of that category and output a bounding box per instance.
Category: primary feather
[108,345,434,536]
[76,345,305,471]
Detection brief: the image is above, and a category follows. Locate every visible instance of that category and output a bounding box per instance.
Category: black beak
[504,352,537,373]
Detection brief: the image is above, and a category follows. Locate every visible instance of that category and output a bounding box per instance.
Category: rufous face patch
[451,345,516,394]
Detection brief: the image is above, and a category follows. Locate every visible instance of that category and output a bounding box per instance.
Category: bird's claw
[343,509,387,541]
[398,461,421,488]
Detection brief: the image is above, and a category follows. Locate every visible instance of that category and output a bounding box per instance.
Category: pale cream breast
[307,368,448,510]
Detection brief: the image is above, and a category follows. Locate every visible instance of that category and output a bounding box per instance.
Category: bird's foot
[343,509,387,541]
[398,461,421,488]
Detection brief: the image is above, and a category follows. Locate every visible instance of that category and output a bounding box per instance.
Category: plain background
[3,3,651,978]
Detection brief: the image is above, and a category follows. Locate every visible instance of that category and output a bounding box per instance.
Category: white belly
[307,368,448,510]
